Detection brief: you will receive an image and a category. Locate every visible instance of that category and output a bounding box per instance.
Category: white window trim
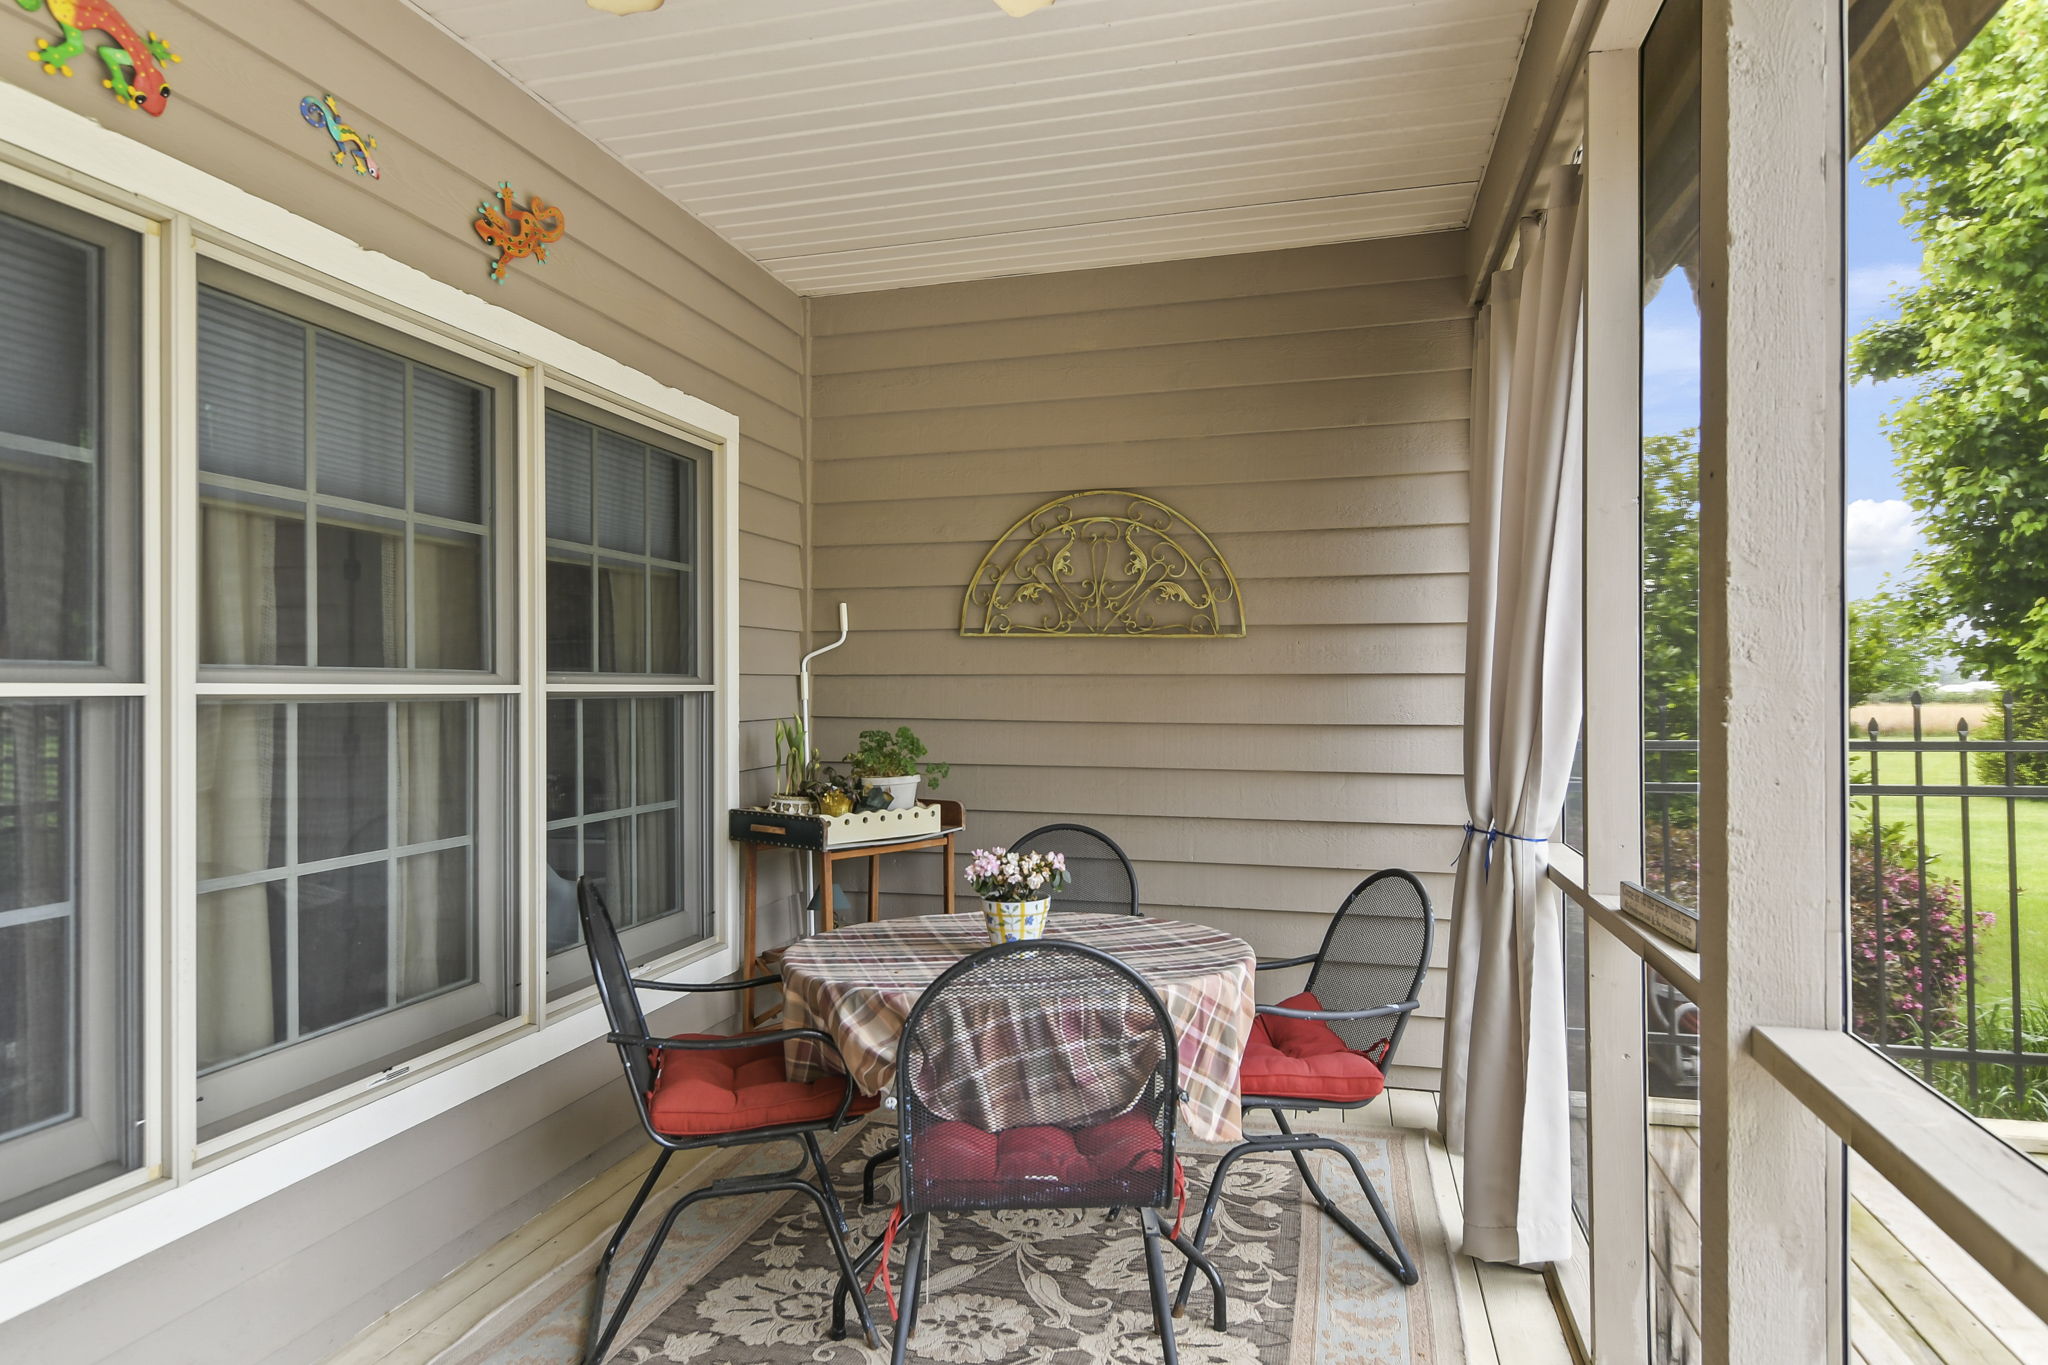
[0,78,742,1318]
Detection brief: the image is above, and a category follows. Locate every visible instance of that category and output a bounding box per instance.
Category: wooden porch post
[1583,42,1652,1365]
[1697,1,1847,1361]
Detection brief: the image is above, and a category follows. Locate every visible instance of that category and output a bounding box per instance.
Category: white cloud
[1845,498,1924,595]
[1846,261,1921,320]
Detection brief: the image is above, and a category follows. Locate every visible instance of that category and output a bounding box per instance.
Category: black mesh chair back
[577,878,654,1094]
[1306,869,1435,1065]
[1011,822,1140,915]
[896,940,1178,1215]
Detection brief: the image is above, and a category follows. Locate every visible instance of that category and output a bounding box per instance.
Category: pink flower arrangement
[964,846,1072,902]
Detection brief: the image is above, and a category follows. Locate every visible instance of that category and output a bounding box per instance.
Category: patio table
[779,911,1257,1142]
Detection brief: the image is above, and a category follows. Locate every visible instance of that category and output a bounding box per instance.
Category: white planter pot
[982,897,1052,945]
[864,773,921,810]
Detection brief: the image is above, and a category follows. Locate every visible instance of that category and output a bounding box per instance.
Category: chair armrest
[615,1026,838,1053]
[628,972,780,994]
[1254,953,1317,972]
[1255,998,1421,1023]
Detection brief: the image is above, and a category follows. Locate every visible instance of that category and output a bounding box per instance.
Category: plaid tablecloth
[780,912,1257,1142]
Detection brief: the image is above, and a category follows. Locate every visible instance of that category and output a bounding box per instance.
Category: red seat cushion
[912,1114,1172,1206]
[1240,992,1387,1103]
[646,1034,877,1137]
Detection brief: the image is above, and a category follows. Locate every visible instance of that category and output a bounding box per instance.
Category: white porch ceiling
[407,0,1536,294]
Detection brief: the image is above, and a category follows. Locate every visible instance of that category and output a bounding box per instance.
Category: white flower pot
[982,897,1052,945]
[864,773,921,810]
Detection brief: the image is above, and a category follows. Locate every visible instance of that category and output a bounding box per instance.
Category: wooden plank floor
[1649,1117,2048,1365]
[329,1088,1578,1365]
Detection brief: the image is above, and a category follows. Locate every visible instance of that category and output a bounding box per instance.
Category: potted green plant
[845,725,949,811]
[770,716,816,816]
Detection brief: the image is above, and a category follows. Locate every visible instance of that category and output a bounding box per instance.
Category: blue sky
[1641,155,1930,604]
[1844,159,1929,600]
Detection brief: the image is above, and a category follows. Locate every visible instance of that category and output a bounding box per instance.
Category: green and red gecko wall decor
[19,0,178,116]
[473,182,566,283]
[300,94,379,178]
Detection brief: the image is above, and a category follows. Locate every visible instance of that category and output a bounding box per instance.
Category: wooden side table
[730,799,963,1027]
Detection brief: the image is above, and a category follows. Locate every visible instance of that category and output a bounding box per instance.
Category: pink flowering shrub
[1643,815,1985,1045]
[1849,820,1987,1041]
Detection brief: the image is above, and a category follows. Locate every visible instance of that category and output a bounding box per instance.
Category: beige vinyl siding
[809,231,1472,1091]
[0,0,807,818]
[0,3,802,1360]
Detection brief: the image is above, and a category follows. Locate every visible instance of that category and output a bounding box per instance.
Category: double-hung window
[191,263,518,1137]
[0,124,735,1279]
[542,397,713,996]
[0,183,145,1223]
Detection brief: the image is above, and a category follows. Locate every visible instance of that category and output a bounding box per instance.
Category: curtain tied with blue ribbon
[1455,823,1550,879]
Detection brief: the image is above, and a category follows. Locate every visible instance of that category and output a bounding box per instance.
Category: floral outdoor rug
[467,1119,1463,1365]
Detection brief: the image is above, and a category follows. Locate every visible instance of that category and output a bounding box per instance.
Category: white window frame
[0,174,164,1242]
[0,78,741,1319]
[538,376,723,1000]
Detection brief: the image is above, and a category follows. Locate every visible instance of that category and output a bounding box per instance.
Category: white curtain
[196,503,281,1069]
[1441,169,1587,1268]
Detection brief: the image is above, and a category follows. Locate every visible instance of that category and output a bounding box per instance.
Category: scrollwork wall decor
[960,490,1246,638]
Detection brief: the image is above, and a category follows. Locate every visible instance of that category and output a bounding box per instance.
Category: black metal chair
[1173,868,1434,1315]
[857,821,1143,1205]
[1013,821,1141,914]
[840,940,1226,1364]
[574,877,881,1363]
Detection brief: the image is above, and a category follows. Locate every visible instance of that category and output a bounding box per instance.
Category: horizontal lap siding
[0,0,807,811]
[0,4,802,1362]
[809,232,1472,1093]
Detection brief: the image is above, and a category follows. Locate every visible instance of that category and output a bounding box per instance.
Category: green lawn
[1853,745,2048,1011]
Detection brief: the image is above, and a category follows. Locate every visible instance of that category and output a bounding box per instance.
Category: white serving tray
[820,802,943,847]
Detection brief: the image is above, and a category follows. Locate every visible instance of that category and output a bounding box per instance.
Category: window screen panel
[0,211,91,451]
[544,411,592,543]
[543,693,712,995]
[197,289,306,487]
[2,202,137,668]
[0,699,142,1224]
[195,697,499,1124]
[198,277,496,673]
[545,403,703,679]
[314,334,406,509]
[412,368,485,522]
[647,453,682,562]
[594,429,645,555]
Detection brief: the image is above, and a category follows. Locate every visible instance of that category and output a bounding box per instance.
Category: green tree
[1850,0,2048,691]
[1642,430,1700,738]
[1973,690,2048,786]
[1848,589,1948,702]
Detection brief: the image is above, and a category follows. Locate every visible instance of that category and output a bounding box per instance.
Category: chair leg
[1164,1226,1230,1332]
[1140,1208,1181,1365]
[888,1214,930,1365]
[1170,1141,1254,1315]
[1272,1112,1418,1287]
[833,1218,892,1341]
[585,1176,712,1364]
[907,1217,935,1337]
[801,1132,881,1349]
[580,1149,671,1365]
[863,1142,901,1205]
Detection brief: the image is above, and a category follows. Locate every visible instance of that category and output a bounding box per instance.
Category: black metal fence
[1639,693,2048,1120]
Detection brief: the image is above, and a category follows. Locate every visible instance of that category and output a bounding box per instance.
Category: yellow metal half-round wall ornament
[960,490,1245,638]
